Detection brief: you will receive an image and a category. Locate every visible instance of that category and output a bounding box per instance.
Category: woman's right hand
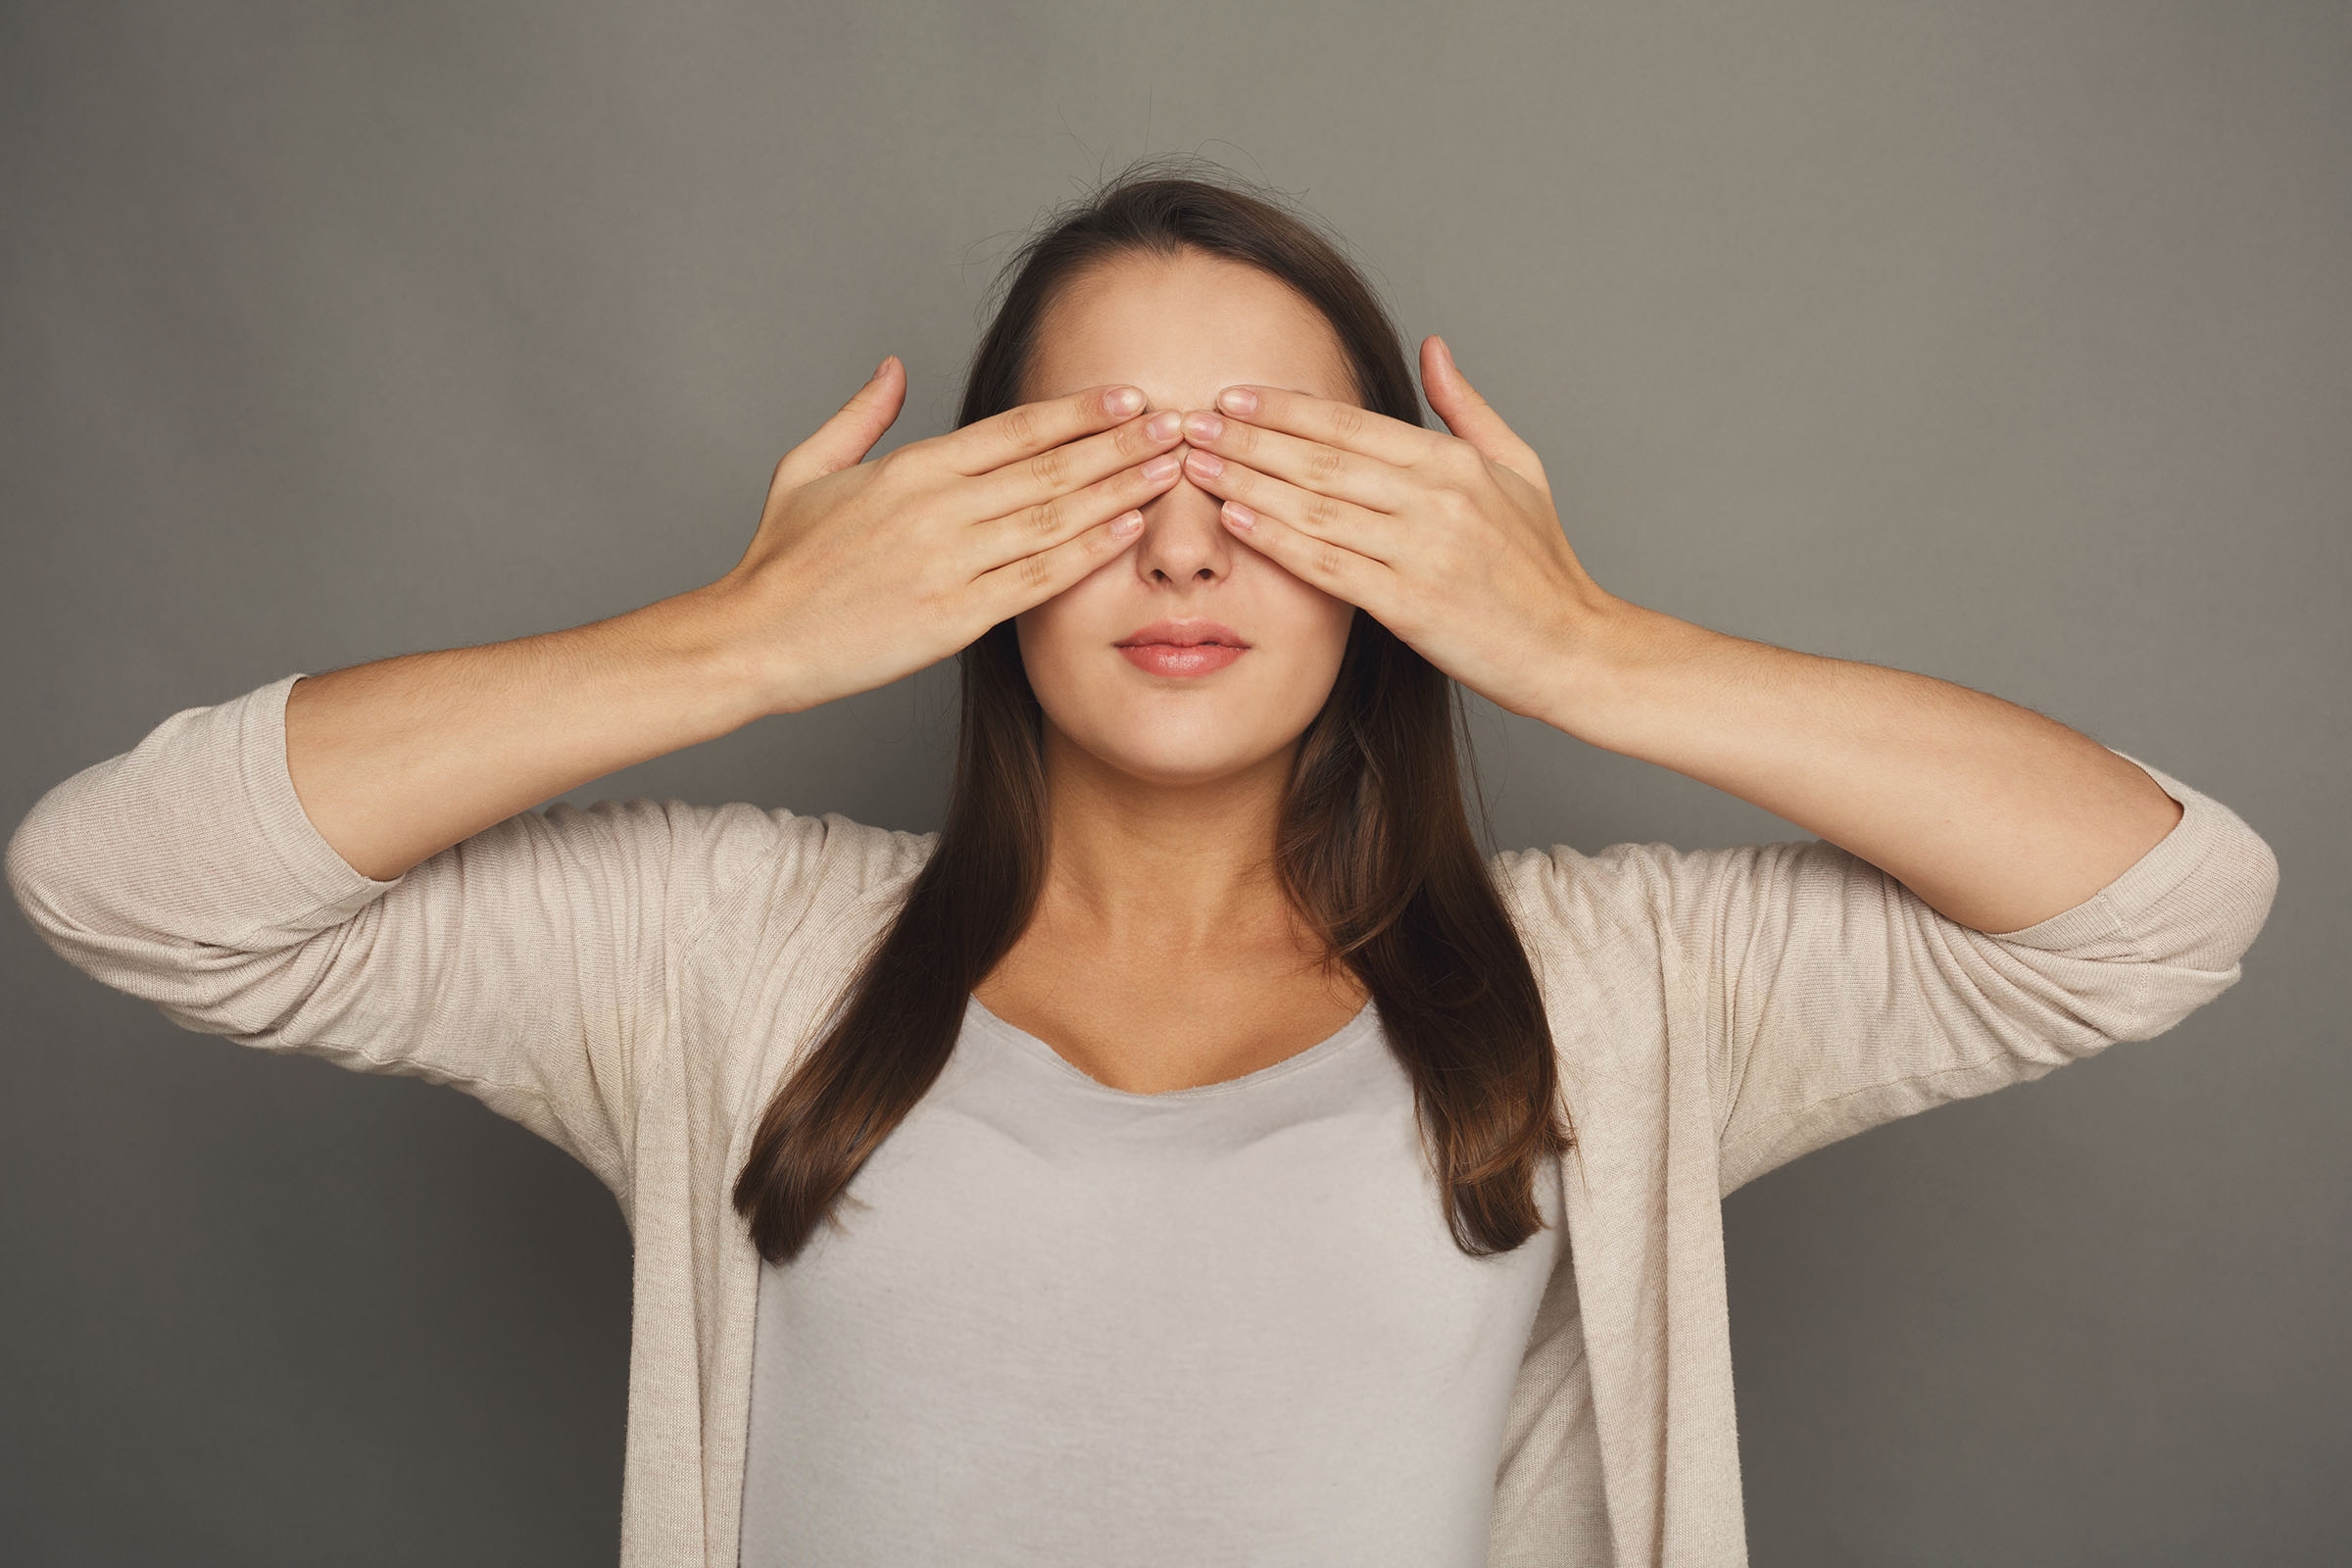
[708,356,1189,715]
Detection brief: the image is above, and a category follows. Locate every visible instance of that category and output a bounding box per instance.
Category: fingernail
[1111,511,1144,538]
[1107,386,1145,416]
[1222,500,1255,530]
[1144,410,1182,441]
[873,355,893,379]
[1142,453,1180,480]
[1217,387,1257,416]
[1184,449,1224,477]
[1183,411,1223,442]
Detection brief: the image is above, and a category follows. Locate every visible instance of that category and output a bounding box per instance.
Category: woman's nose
[1133,443,1234,582]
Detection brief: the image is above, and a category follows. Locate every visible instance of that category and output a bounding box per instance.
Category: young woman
[6,169,2279,1567]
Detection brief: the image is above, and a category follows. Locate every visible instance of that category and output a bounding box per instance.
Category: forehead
[1021,249,1358,410]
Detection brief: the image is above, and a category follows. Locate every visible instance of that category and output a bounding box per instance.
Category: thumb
[1421,336,1547,489]
[774,355,907,489]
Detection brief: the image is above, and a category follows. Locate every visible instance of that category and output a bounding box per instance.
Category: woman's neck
[1031,727,1303,961]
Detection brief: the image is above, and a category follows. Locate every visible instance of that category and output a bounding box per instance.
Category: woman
[5,167,2279,1567]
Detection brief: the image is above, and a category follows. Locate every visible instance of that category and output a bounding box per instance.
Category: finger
[1179,407,1414,514]
[1179,448,1410,565]
[1420,335,1549,487]
[771,355,906,491]
[970,506,1147,623]
[1213,492,1390,611]
[927,383,1152,478]
[963,446,1186,576]
[1210,382,1446,468]
[957,406,1186,524]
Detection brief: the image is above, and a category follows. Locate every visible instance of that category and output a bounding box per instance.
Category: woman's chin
[1062,722,1292,791]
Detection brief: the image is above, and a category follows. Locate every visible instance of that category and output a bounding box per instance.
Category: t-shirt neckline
[962,994,1382,1103]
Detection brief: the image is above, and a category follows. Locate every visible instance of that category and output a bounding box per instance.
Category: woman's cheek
[1251,559,1355,657]
[1012,596,1085,678]
[1270,645,1344,736]
[1013,608,1130,746]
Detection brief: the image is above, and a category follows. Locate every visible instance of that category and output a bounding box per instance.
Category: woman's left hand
[1177,334,1624,723]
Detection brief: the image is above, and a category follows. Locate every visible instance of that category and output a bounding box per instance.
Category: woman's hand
[1177,338,2214,937]
[709,356,1189,714]
[1174,335,1625,723]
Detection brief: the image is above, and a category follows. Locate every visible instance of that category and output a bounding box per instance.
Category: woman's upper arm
[1498,747,2281,1198]
[4,672,833,1201]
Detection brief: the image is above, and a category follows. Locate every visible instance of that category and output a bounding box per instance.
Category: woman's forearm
[277,370,1192,887]
[1544,597,2185,935]
[284,583,773,882]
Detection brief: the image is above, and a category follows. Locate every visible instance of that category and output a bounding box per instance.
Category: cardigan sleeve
[1694,746,2277,1194]
[3,671,838,1203]
[1502,746,2280,1198]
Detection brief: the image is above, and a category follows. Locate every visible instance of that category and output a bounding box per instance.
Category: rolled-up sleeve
[1690,747,2278,1193]
[1501,746,2280,1198]
[5,671,827,1202]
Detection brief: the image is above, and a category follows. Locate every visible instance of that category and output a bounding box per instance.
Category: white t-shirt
[737,992,1596,1566]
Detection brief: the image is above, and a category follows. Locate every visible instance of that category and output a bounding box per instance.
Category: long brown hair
[733,158,1573,1263]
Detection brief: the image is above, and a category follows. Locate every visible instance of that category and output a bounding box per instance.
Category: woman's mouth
[1113,618,1250,678]
[1116,643,1246,676]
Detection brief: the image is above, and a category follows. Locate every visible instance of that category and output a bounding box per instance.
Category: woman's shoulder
[620,797,934,892]
[1486,846,1674,958]
[1489,831,1801,885]
[1489,836,1690,906]
[520,797,938,945]
[1487,836,1751,964]
[728,801,937,880]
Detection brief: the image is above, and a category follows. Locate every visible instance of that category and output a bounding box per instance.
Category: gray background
[3,1,2342,1562]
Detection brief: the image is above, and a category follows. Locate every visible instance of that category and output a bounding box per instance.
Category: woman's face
[1014,248,1362,790]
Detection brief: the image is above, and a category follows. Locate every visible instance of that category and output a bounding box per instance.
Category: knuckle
[1305,445,1346,487]
[1302,492,1343,532]
[1025,496,1063,537]
[873,445,919,491]
[1312,541,1346,580]
[1003,405,1040,450]
[1028,443,1068,490]
[1017,550,1054,591]
[1330,403,1366,443]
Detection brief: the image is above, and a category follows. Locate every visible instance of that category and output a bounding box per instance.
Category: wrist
[1536,593,1710,754]
[615,582,799,733]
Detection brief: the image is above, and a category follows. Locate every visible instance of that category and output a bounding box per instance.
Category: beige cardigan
[4,671,2281,1566]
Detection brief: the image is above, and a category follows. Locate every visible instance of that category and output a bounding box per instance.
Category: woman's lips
[1113,617,1250,678]
[1117,643,1247,676]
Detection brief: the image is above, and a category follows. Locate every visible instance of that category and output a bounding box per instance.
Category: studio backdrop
[2,2,2342,1564]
